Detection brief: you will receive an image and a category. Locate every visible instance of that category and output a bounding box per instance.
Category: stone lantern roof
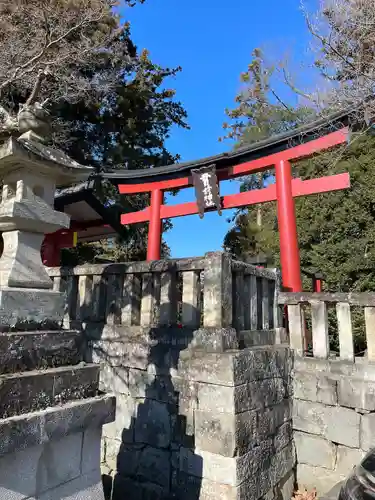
[0,132,93,186]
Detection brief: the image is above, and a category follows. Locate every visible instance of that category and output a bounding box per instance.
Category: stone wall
[49,252,291,500]
[278,291,375,496]
[293,357,375,494]
[96,324,294,500]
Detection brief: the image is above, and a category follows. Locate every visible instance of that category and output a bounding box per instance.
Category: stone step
[0,394,115,458]
[0,330,83,375]
[0,363,100,419]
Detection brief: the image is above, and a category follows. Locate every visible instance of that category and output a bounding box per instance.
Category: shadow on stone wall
[83,265,203,500]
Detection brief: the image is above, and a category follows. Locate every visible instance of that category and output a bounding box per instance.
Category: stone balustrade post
[203,251,233,328]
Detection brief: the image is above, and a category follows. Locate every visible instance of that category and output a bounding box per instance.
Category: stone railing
[48,251,280,331]
[279,291,375,361]
[280,290,375,494]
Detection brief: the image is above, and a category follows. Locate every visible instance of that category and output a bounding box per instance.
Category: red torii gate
[104,118,351,292]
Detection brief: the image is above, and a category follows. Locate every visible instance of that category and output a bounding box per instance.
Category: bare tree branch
[0,0,138,134]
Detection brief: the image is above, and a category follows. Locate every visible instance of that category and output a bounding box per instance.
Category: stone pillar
[203,251,233,328]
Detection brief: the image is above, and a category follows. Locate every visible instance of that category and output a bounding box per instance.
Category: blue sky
[122,0,314,258]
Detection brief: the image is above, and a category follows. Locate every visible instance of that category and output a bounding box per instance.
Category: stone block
[178,346,292,386]
[0,432,84,499]
[0,442,42,500]
[134,399,171,448]
[136,447,171,489]
[99,363,129,395]
[173,376,199,406]
[336,445,365,476]
[0,330,81,375]
[297,464,345,496]
[180,440,294,488]
[171,406,195,448]
[81,427,102,475]
[293,400,360,448]
[338,378,375,411]
[188,327,239,352]
[196,399,292,458]
[0,288,65,330]
[258,399,292,441]
[294,431,336,469]
[293,371,337,405]
[197,377,286,414]
[194,409,256,457]
[360,413,375,450]
[112,474,166,500]
[0,395,115,459]
[276,470,295,500]
[103,394,135,444]
[129,369,178,405]
[273,421,293,451]
[92,339,170,374]
[38,469,105,500]
[173,442,295,500]
[37,433,84,493]
[103,438,121,469]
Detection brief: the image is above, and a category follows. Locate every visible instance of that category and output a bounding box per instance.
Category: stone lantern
[0,127,93,328]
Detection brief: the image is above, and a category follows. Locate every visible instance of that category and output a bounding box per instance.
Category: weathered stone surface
[188,327,239,352]
[92,339,170,374]
[178,346,292,386]
[293,399,360,448]
[136,447,171,488]
[99,363,129,395]
[103,394,134,444]
[172,377,199,405]
[338,378,375,411]
[0,288,65,330]
[180,440,294,488]
[293,371,337,405]
[297,464,345,496]
[203,251,232,328]
[197,377,287,414]
[0,363,99,418]
[294,356,375,382]
[277,470,295,500]
[360,412,375,450]
[336,445,364,475]
[274,421,293,451]
[171,405,195,448]
[194,409,256,457]
[38,469,105,500]
[195,402,292,457]
[294,431,336,469]
[0,329,82,375]
[102,437,121,470]
[0,432,84,499]
[129,369,178,405]
[134,399,171,448]
[117,444,171,489]
[81,427,102,475]
[0,394,115,459]
[112,474,166,500]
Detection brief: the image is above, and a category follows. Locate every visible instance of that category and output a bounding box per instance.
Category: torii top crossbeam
[102,110,352,292]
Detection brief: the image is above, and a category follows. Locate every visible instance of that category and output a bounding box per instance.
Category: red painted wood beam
[118,128,348,194]
[121,173,350,225]
[232,128,348,176]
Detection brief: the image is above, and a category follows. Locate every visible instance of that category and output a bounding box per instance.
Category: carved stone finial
[18,103,52,144]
